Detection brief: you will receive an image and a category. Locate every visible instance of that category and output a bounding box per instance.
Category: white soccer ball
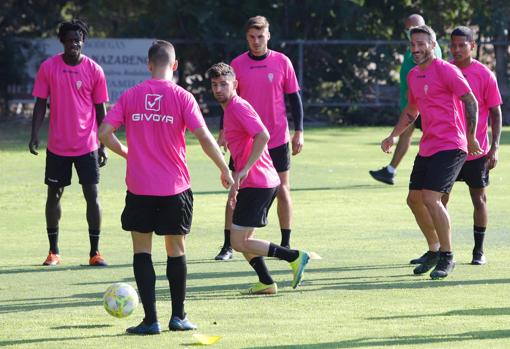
[103,283,139,318]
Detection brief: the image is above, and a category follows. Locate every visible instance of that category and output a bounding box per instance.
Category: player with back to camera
[214,15,304,260]
[29,19,109,267]
[99,40,233,335]
[208,62,310,295]
[380,25,482,279]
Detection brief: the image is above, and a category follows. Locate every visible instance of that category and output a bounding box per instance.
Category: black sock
[223,229,231,249]
[268,242,299,262]
[474,226,486,252]
[167,255,187,320]
[89,229,100,257]
[280,229,291,247]
[47,228,59,254]
[249,256,274,285]
[133,253,157,324]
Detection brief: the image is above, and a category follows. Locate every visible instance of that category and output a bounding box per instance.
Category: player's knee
[230,238,245,252]
[472,194,487,211]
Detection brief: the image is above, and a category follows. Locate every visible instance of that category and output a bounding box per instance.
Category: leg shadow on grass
[243,329,510,349]
[0,333,125,348]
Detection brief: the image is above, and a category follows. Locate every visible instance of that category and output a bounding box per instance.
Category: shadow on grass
[193,184,378,196]
[367,307,510,320]
[0,333,125,347]
[51,324,113,330]
[243,329,510,348]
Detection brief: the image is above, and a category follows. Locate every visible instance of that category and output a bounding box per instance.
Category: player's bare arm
[29,97,47,155]
[98,123,128,159]
[192,126,233,189]
[381,103,418,153]
[95,103,108,167]
[237,129,270,185]
[486,105,502,169]
[460,92,482,155]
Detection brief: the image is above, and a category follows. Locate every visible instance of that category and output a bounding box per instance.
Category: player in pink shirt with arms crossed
[209,62,309,295]
[99,41,233,335]
[380,25,482,279]
[29,19,109,267]
[214,16,304,260]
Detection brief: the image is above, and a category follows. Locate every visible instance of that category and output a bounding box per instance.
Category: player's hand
[467,137,483,156]
[485,146,498,170]
[98,146,108,167]
[228,182,239,209]
[236,168,249,186]
[217,130,227,152]
[291,130,304,155]
[381,136,397,153]
[221,169,234,189]
[29,137,39,155]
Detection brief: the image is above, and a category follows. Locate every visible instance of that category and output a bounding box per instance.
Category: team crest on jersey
[424,84,429,95]
[76,80,82,89]
[145,94,163,111]
[268,73,274,82]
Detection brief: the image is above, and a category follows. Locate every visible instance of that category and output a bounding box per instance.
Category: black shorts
[414,115,422,131]
[456,156,489,188]
[232,187,278,228]
[409,149,467,194]
[45,149,99,187]
[121,189,193,235]
[228,142,290,173]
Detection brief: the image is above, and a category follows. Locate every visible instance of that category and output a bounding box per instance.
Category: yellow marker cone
[192,333,222,345]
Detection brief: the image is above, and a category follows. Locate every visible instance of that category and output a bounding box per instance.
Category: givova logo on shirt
[132,93,173,123]
[145,94,163,111]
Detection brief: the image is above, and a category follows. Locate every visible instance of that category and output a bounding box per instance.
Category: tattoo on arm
[464,99,478,135]
[489,106,502,147]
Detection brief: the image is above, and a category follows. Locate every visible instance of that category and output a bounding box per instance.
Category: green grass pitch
[1,123,510,348]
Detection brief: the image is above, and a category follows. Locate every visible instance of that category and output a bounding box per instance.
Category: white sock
[386,165,396,174]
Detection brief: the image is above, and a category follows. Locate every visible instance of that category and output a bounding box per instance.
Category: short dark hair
[207,62,236,80]
[57,19,89,43]
[409,24,436,43]
[451,26,476,42]
[244,15,270,32]
[148,40,175,67]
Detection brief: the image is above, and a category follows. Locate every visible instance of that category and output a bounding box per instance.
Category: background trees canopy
[2,0,510,124]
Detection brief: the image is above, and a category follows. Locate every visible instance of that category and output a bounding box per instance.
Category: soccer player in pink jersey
[29,19,109,267]
[380,25,482,279]
[208,62,310,295]
[99,41,233,335]
[447,26,502,265]
[214,16,304,260]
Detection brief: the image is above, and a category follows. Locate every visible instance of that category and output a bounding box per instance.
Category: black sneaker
[369,167,395,185]
[410,251,429,264]
[471,249,486,265]
[214,247,233,261]
[430,254,455,279]
[413,251,439,275]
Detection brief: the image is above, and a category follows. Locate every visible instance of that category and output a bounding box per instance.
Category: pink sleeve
[407,74,416,106]
[485,72,503,108]
[32,61,50,99]
[182,93,206,132]
[446,65,471,98]
[236,102,266,137]
[93,66,109,104]
[104,93,126,129]
[283,56,300,94]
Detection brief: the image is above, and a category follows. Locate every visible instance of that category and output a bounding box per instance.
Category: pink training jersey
[32,54,109,156]
[104,79,206,196]
[231,50,300,149]
[453,59,502,160]
[408,59,472,157]
[223,95,281,189]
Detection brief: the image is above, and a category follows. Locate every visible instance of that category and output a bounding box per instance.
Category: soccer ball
[103,283,139,318]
